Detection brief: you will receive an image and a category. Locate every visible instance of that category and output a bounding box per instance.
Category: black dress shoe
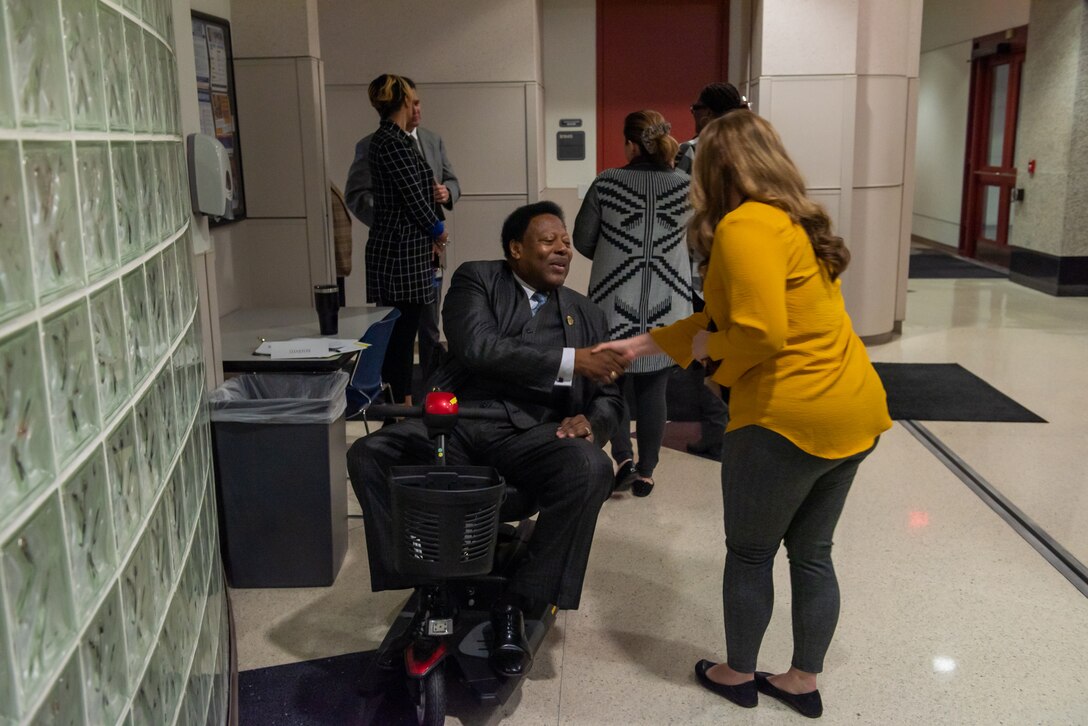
[613,460,636,493]
[631,476,654,497]
[755,671,823,718]
[694,660,757,708]
[489,603,532,677]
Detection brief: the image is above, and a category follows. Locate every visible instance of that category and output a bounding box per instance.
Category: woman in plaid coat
[365,74,448,403]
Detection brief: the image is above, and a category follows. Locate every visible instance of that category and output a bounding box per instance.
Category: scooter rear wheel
[413,666,447,726]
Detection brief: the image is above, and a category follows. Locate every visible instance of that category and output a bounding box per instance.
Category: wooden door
[960,27,1027,266]
[596,0,728,172]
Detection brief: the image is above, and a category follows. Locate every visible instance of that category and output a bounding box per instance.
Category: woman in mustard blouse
[596,111,891,718]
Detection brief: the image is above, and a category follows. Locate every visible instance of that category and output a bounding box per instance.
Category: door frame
[959,26,1027,265]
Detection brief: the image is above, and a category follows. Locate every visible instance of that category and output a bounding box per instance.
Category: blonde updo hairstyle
[689,110,850,280]
[367,73,413,120]
[623,110,679,168]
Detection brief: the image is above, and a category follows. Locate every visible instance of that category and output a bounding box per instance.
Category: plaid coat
[364,120,442,304]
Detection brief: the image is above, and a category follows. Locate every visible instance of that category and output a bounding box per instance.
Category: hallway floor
[229,276,1088,725]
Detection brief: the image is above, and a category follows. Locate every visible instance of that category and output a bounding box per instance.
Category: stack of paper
[254,339,369,359]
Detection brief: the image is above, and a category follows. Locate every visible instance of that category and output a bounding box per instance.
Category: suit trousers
[719,425,877,674]
[417,275,442,383]
[347,416,613,610]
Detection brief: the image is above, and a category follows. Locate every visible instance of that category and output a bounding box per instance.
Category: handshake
[573,346,632,386]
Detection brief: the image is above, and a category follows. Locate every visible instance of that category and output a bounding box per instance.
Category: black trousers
[383,301,426,402]
[347,417,613,610]
[417,276,443,383]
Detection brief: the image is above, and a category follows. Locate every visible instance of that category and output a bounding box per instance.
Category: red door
[960,27,1026,266]
[597,0,729,172]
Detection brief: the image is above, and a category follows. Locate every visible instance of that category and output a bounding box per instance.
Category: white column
[738,0,922,340]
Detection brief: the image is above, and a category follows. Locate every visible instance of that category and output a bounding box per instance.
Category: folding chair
[345,308,401,432]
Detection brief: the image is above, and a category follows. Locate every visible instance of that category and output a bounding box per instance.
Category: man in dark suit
[345,78,460,382]
[347,201,628,677]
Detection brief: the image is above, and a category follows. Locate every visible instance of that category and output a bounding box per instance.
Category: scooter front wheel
[413,665,447,726]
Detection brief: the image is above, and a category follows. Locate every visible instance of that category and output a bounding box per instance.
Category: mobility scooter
[361,392,556,726]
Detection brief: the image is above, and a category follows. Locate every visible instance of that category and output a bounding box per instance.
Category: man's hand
[434,180,450,204]
[433,230,449,257]
[556,414,594,441]
[574,347,629,386]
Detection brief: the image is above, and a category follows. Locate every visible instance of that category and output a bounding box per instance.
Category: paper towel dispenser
[187,133,233,220]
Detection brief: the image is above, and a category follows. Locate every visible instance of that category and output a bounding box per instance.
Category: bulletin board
[191,11,247,224]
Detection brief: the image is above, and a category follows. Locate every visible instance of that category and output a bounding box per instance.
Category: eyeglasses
[690,103,708,114]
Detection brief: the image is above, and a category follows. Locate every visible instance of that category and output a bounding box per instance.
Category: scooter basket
[389,465,505,579]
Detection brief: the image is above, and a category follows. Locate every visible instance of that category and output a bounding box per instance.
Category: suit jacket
[345,126,461,228]
[361,120,443,304]
[432,260,623,445]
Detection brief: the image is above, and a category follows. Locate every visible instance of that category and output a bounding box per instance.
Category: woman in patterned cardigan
[573,110,692,497]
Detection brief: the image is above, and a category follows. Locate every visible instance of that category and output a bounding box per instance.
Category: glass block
[134,385,164,495]
[133,636,180,726]
[111,142,141,260]
[156,371,178,480]
[0,142,32,323]
[60,448,116,614]
[61,0,107,130]
[23,143,84,302]
[161,247,182,348]
[156,142,179,237]
[0,9,14,127]
[43,301,99,466]
[1,495,75,702]
[136,143,160,248]
[6,0,70,128]
[28,652,84,726]
[105,412,142,553]
[180,668,206,726]
[97,4,131,131]
[0,605,17,721]
[174,143,189,222]
[122,267,152,384]
[145,253,169,361]
[89,283,130,421]
[175,231,198,320]
[125,18,151,133]
[120,526,157,676]
[0,326,55,517]
[80,585,128,726]
[150,495,176,599]
[147,34,166,134]
[76,142,118,279]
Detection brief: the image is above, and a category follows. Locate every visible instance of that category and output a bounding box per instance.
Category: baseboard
[1008,247,1088,297]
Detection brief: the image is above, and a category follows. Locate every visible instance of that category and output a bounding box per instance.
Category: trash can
[209,372,349,588]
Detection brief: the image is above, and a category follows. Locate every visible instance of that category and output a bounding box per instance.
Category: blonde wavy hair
[689,111,850,280]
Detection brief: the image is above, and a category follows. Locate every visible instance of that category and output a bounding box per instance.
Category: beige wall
[318,0,544,308]
[920,0,1030,53]
[1010,0,1088,258]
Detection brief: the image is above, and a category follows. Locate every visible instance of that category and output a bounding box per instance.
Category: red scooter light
[425,392,459,415]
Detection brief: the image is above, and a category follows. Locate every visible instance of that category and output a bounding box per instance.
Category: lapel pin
[566,315,574,326]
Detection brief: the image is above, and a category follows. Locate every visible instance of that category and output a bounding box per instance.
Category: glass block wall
[0,1,230,725]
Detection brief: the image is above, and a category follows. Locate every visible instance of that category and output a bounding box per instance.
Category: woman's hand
[593,333,663,361]
[692,329,710,364]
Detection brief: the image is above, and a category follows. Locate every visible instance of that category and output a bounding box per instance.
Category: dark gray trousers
[609,368,672,477]
[347,417,613,610]
[720,425,877,673]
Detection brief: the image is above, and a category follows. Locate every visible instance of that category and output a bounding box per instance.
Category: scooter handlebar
[364,402,509,421]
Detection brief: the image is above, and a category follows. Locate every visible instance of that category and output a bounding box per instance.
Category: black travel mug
[314,284,340,335]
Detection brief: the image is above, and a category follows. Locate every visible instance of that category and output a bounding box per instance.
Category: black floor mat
[908,252,1007,279]
[238,651,416,726]
[872,362,1044,422]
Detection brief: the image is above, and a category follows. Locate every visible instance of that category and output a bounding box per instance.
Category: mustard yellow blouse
[651,201,891,459]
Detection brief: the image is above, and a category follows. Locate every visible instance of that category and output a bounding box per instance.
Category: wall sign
[192,12,247,224]
[557,131,585,161]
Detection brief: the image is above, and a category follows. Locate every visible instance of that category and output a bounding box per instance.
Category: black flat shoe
[613,459,636,493]
[755,671,823,718]
[631,476,654,497]
[694,660,757,708]
[489,604,532,677]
